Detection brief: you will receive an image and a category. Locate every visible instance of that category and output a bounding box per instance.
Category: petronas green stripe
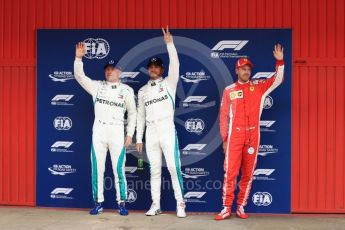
[117,147,127,201]
[91,143,98,202]
[174,133,184,196]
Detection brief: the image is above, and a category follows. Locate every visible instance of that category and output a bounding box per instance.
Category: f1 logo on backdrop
[183,96,207,103]
[125,167,138,174]
[51,141,73,148]
[260,120,276,128]
[252,72,275,79]
[182,95,213,108]
[253,169,275,176]
[253,169,276,181]
[260,120,276,132]
[211,40,249,51]
[51,141,74,152]
[120,72,141,83]
[182,144,207,156]
[50,188,74,200]
[211,40,249,59]
[120,72,140,79]
[184,192,207,199]
[83,38,110,59]
[51,188,73,195]
[183,144,207,151]
[51,95,74,106]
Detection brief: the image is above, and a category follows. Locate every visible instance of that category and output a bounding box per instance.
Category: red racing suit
[219,60,284,208]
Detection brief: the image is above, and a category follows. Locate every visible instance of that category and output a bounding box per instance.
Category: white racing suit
[136,43,184,205]
[74,57,137,204]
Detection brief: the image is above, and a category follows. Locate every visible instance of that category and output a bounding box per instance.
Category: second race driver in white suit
[74,42,137,216]
[136,27,186,218]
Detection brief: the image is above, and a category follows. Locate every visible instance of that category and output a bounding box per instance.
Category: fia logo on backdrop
[252,192,273,206]
[54,117,72,130]
[83,38,110,59]
[185,118,205,135]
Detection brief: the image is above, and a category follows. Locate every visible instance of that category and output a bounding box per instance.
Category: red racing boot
[214,207,231,221]
[236,206,249,219]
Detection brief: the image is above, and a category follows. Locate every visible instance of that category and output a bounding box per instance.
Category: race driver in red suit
[215,44,285,220]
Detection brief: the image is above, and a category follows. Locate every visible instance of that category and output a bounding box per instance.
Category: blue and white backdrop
[37,29,291,213]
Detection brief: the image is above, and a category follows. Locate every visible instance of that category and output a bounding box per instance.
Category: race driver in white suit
[74,42,137,216]
[136,26,186,218]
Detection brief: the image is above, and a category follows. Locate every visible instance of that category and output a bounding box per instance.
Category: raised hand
[76,42,85,58]
[162,25,173,44]
[273,43,284,61]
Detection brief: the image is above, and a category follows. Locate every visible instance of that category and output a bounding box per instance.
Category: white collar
[106,81,120,86]
[148,77,163,85]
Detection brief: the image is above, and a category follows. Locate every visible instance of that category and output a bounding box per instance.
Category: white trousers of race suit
[91,120,127,204]
[145,118,184,205]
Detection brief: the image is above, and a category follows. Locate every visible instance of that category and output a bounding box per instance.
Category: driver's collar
[237,79,250,85]
[149,77,163,85]
[106,81,120,87]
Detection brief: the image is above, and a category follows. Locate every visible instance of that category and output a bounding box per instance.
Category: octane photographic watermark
[103,176,223,192]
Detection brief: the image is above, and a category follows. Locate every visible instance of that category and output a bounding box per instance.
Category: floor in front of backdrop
[0,207,345,230]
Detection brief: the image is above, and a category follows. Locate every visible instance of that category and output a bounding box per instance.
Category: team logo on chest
[144,94,168,106]
[118,89,124,99]
[230,90,243,100]
[95,97,124,108]
[158,84,164,93]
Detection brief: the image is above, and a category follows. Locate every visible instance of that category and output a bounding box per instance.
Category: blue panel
[37,29,291,213]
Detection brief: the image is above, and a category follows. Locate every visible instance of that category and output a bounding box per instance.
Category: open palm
[75,42,85,58]
[273,43,284,60]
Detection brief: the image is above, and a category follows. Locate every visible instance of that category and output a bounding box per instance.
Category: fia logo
[185,118,205,134]
[53,117,72,130]
[252,192,273,206]
[127,189,137,203]
[263,95,274,109]
[83,38,110,59]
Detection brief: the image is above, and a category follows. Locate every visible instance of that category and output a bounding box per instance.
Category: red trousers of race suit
[222,126,259,208]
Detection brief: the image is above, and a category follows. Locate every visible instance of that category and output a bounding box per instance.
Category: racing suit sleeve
[259,60,285,95]
[74,57,98,96]
[125,87,137,138]
[219,88,231,142]
[165,42,180,93]
[136,89,146,143]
